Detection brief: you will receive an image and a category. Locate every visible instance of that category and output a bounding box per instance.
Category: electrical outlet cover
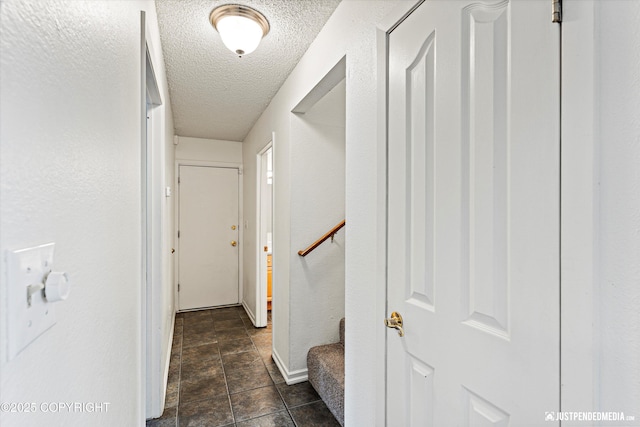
[7,243,57,360]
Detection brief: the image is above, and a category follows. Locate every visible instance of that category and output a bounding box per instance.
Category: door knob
[231,240,237,247]
[384,311,404,337]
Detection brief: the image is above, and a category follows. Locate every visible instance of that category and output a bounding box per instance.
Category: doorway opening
[257,141,273,327]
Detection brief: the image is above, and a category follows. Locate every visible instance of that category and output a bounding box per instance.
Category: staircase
[307,318,345,426]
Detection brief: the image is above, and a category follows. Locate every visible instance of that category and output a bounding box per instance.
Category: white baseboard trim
[272,346,308,385]
[242,300,257,327]
[164,312,176,380]
[158,313,175,417]
[177,303,241,313]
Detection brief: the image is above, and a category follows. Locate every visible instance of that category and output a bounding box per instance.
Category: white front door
[386,1,560,425]
[178,165,240,310]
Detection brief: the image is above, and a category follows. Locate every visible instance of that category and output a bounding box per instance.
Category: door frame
[174,160,244,311]
[559,0,598,413]
[375,0,598,423]
[375,3,425,424]
[255,138,274,328]
[141,11,168,421]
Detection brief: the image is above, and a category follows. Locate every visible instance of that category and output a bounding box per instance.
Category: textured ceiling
[155,0,342,142]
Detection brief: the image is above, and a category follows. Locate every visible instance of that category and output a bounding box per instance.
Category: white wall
[161,107,176,419]
[289,80,346,373]
[175,136,242,164]
[596,1,640,418]
[562,1,640,423]
[0,1,174,425]
[242,0,400,421]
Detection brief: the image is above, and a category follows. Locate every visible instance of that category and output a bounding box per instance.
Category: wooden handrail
[298,220,345,257]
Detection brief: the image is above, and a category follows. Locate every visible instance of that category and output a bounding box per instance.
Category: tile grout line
[233,311,278,425]
[249,314,301,427]
[274,382,299,427]
[226,311,283,425]
[215,312,238,426]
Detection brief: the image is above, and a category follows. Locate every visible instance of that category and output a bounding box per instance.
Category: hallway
[147,307,339,426]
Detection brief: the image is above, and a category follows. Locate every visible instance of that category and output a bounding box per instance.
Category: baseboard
[148,313,175,419]
[242,300,257,327]
[272,346,308,385]
[177,303,241,313]
[160,313,175,413]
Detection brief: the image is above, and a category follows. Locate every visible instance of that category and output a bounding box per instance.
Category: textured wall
[175,136,242,164]
[289,80,346,373]
[597,1,640,419]
[0,1,174,425]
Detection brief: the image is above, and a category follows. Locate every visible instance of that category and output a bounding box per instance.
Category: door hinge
[178,176,181,184]
[177,230,180,238]
[552,0,562,23]
[177,283,180,292]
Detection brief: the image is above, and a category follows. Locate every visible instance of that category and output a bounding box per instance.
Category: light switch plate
[7,243,57,360]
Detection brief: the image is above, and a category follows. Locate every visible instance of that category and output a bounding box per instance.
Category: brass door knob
[231,225,237,230]
[231,240,237,247]
[384,311,404,337]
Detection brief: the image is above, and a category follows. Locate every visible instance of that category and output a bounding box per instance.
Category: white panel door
[386,1,559,425]
[179,165,239,310]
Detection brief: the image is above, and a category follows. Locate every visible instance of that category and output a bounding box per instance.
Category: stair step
[307,318,345,426]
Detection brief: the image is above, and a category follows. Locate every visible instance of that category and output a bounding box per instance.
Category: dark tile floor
[147,306,340,427]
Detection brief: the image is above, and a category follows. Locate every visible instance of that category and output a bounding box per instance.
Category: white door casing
[256,142,273,328]
[178,165,240,310]
[142,14,166,418]
[386,0,560,425]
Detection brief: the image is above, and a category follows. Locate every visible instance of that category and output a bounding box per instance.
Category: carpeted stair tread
[307,318,345,426]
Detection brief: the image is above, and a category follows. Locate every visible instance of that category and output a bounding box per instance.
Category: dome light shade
[210,4,270,57]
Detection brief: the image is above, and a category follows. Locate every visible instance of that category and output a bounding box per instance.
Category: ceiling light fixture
[209,4,270,57]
